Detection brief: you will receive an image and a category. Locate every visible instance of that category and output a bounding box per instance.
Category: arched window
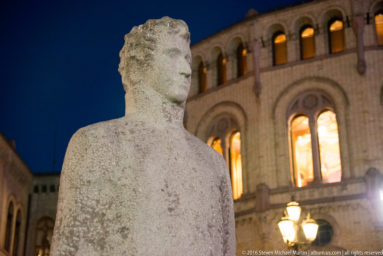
[375,11,383,45]
[273,31,287,65]
[289,92,342,187]
[207,117,243,200]
[12,210,21,256]
[34,217,54,256]
[4,202,14,252]
[217,53,227,85]
[300,26,315,59]
[198,62,207,93]
[236,43,247,77]
[209,137,223,155]
[328,19,344,53]
[229,131,243,200]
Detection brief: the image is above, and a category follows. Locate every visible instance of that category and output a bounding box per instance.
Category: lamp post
[278,201,319,250]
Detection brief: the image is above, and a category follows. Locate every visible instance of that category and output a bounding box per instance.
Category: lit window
[4,202,14,252]
[230,131,243,200]
[375,12,383,45]
[13,210,22,256]
[273,32,287,65]
[34,217,54,256]
[300,26,315,59]
[209,137,223,155]
[237,43,247,77]
[288,93,342,187]
[329,19,344,53]
[198,62,207,93]
[217,53,227,85]
[317,111,342,183]
[207,119,244,200]
[291,115,314,187]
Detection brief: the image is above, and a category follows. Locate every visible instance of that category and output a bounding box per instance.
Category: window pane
[329,20,344,53]
[198,62,207,93]
[230,132,243,200]
[301,27,315,59]
[317,111,342,183]
[291,116,314,187]
[209,137,223,155]
[375,13,383,45]
[217,54,226,85]
[4,202,14,252]
[273,33,287,65]
[13,210,21,256]
[237,44,247,77]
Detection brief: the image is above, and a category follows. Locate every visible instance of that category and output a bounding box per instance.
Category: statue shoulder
[69,118,126,145]
[183,129,228,173]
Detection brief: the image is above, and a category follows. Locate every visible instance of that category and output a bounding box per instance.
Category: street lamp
[278,200,319,249]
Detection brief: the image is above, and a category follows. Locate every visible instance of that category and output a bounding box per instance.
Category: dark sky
[0,0,308,173]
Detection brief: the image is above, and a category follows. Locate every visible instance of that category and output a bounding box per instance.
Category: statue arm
[219,159,236,256]
[50,129,90,256]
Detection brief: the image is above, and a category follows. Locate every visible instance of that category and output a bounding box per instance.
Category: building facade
[0,134,33,256]
[1,0,383,255]
[186,0,383,252]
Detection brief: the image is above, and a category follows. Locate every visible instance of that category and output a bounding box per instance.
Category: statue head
[119,17,191,104]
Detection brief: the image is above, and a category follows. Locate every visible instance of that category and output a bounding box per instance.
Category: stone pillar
[255,183,270,212]
[352,15,366,75]
[251,39,261,97]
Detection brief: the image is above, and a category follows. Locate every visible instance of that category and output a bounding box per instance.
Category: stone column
[352,15,366,75]
[251,39,261,97]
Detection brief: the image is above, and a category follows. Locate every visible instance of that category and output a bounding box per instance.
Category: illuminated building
[187,0,383,251]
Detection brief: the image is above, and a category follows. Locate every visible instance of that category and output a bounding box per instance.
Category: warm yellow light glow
[274,33,287,65]
[278,217,296,244]
[330,20,343,32]
[209,137,223,155]
[198,62,207,93]
[302,214,319,242]
[376,13,383,45]
[222,58,227,64]
[301,27,314,38]
[291,116,314,187]
[317,111,342,183]
[329,20,344,53]
[242,48,247,56]
[286,201,301,221]
[230,132,243,200]
[274,34,286,43]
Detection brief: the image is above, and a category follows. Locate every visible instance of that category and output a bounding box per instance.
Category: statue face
[148,30,191,104]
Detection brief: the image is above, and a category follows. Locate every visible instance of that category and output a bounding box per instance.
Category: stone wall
[186,0,383,253]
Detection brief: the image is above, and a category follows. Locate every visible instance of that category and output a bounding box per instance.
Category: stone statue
[50,17,236,256]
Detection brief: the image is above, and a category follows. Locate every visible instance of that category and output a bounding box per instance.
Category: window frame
[216,53,227,86]
[198,61,207,93]
[236,43,247,77]
[288,92,342,187]
[328,18,345,54]
[272,31,287,66]
[375,10,383,46]
[206,116,243,200]
[299,25,315,60]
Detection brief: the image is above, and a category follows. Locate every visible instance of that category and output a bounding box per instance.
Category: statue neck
[124,86,185,128]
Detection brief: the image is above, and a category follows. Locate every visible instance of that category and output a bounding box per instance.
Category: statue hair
[118,17,190,91]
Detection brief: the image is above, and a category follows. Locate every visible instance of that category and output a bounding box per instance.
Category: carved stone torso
[50,117,234,256]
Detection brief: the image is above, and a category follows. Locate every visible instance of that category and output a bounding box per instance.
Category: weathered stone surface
[50,17,236,256]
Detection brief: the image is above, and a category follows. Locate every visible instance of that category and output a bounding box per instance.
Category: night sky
[0,0,308,173]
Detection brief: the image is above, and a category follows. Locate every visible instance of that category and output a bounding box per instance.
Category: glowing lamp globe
[302,214,318,242]
[286,201,301,221]
[278,217,296,244]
